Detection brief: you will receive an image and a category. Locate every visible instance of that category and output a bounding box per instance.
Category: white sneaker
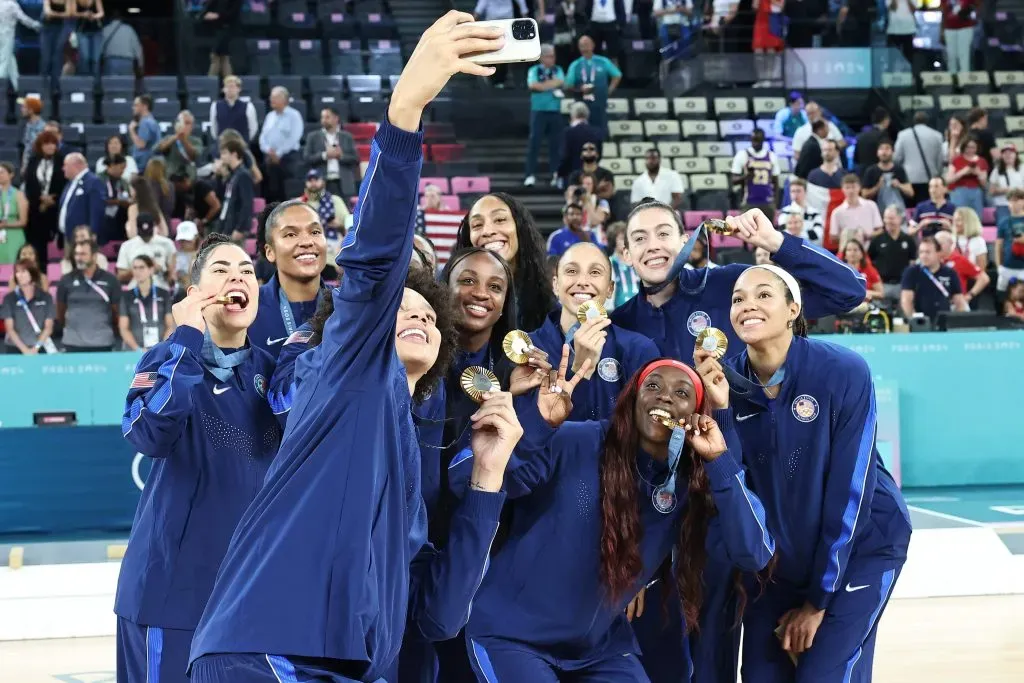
[524,175,536,186]
[550,176,562,189]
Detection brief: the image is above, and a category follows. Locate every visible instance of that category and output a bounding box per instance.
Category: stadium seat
[602,158,631,175]
[606,98,630,119]
[101,97,133,124]
[186,95,215,120]
[720,119,755,140]
[619,141,648,158]
[253,197,266,216]
[368,42,403,75]
[957,71,991,96]
[152,99,181,124]
[608,120,643,140]
[881,72,914,90]
[289,39,325,75]
[359,12,398,40]
[431,144,465,163]
[615,175,634,190]
[712,157,733,174]
[697,141,734,158]
[633,97,669,119]
[440,194,460,210]
[602,142,619,158]
[423,122,456,142]
[755,119,774,138]
[682,120,718,140]
[184,76,219,100]
[85,123,122,144]
[920,71,954,95]
[643,120,681,141]
[752,97,784,118]
[347,75,382,94]
[939,94,973,117]
[420,177,450,193]
[356,144,372,162]
[344,122,378,141]
[657,141,695,158]
[287,97,309,122]
[451,176,489,194]
[0,264,12,283]
[672,97,709,119]
[349,94,386,121]
[47,243,62,263]
[982,226,997,242]
[311,93,349,119]
[46,262,62,283]
[982,207,996,224]
[714,97,750,120]
[244,238,258,256]
[100,75,137,99]
[1006,115,1024,134]
[674,158,711,174]
[60,76,96,99]
[683,210,724,229]
[17,75,46,94]
[898,94,936,116]
[689,174,730,212]
[241,0,271,26]
[248,39,283,75]
[994,71,1024,97]
[144,76,179,98]
[280,2,316,31]
[60,101,95,125]
[309,75,345,96]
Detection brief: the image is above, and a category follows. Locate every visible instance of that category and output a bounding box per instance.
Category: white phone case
[467,18,542,66]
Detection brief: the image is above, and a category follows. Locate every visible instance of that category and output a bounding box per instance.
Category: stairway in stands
[389,0,451,58]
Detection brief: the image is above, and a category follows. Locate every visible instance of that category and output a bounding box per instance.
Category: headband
[637,359,705,413]
[748,264,803,310]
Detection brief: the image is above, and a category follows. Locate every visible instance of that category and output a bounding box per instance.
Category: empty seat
[451,176,489,194]
[602,158,632,175]
[431,144,465,163]
[608,120,643,139]
[248,39,283,74]
[752,97,784,118]
[605,98,630,119]
[1005,116,1024,134]
[280,4,316,31]
[330,41,365,75]
[720,119,755,139]
[99,75,137,98]
[681,120,718,140]
[349,94,386,121]
[184,76,219,99]
[17,75,47,94]
[289,39,325,75]
[309,75,346,95]
[419,177,450,193]
[60,76,96,99]
[347,75,382,93]
[145,76,179,97]
[311,93,348,119]
[957,71,991,95]
[689,174,731,211]
[344,122,378,141]
[994,71,1024,97]
[683,210,724,229]
[359,12,398,40]
[881,72,914,89]
[714,97,750,119]
[84,123,122,144]
[633,97,669,119]
[602,142,619,158]
[320,8,358,38]
[674,158,711,174]
[920,71,954,94]
[978,93,1011,113]
[368,47,403,76]
[673,97,708,119]
[615,175,634,190]
[423,122,456,142]
[619,141,648,158]
[643,119,680,140]
[152,99,181,124]
[60,101,95,124]
[657,141,694,158]
[241,0,272,26]
[939,94,973,114]
[755,119,774,138]
[898,94,936,114]
[101,98,134,124]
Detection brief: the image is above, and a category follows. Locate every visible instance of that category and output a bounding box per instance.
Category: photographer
[128,95,160,171]
[564,171,609,232]
[155,111,205,185]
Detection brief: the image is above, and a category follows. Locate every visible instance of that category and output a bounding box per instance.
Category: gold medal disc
[576,300,608,325]
[502,330,533,365]
[695,327,728,360]
[460,366,501,403]
[650,410,679,429]
[702,218,737,236]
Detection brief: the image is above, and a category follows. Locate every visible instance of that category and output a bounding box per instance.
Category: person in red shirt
[935,229,990,308]
[842,238,884,303]
[941,0,979,74]
[1004,279,1024,319]
[946,135,988,219]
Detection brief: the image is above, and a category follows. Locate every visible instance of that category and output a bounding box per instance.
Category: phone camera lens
[511,19,535,41]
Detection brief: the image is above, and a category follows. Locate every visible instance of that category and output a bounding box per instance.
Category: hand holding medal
[537,344,590,427]
[504,330,553,397]
[571,306,612,380]
[719,209,784,252]
[171,290,224,334]
[468,390,524,492]
[693,327,730,410]
[682,413,727,462]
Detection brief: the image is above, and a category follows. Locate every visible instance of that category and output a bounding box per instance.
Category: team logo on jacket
[686,311,711,337]
[254,374,267,398]
[792,394,819,423]
[597,358,621,382]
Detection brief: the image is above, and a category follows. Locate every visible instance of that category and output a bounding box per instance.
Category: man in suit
[58,153,106,253]
[559,101,604,185]
[302,106,360,199]
[218,137,256,242]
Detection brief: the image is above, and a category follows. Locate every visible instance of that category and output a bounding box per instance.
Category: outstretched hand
[724,208,784,253]
[508,346,552,397]
[537,344,590,428]
[468,390,524,492]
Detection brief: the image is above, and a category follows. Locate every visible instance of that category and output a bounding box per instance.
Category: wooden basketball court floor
[3,487,1024,682]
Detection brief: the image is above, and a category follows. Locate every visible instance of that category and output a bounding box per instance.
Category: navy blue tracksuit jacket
[189,121,506,681]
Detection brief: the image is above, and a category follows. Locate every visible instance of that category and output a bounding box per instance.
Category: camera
[511,19,536,41]
[572,187,585,198]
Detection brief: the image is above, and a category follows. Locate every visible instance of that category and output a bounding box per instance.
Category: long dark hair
[454,192,554,331]
[439,247,518,369]
[132,176,166,225]
[598,363,716,634]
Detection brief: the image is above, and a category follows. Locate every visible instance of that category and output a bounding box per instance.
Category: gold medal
[576,300,607,324]
[648,408,679,430]
[460,366,501,403]
[502,330,533,365]
[215,293,245,305]
[695,327,728,360]
[702,218,736,236]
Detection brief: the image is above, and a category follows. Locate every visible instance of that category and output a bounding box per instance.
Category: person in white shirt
[652,0,693,49]
[792,101,844,162]
[629,148,684,208]
[114,212,178,289]
[886,0,917,61]
[989,142,1024,227]
[259,86,304,202]
[776,178,823,244]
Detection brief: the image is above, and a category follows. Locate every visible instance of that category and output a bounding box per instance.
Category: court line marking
[908,505,987,527]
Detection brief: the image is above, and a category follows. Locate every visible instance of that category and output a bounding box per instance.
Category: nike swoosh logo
[213,386,231,395]
[736,413,758,422]
[845,583,870,592]
[267,336,287,345]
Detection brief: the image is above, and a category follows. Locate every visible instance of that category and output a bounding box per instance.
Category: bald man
[58,151,108,249]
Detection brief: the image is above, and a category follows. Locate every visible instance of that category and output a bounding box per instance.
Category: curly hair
[454,193,554,331]
[306,267,457,404]
[598,362,717,634]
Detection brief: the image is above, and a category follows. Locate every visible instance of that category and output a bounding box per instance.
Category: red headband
[636,359,705,412]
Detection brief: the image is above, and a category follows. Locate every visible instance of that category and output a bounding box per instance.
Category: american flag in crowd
[416,209,466,267]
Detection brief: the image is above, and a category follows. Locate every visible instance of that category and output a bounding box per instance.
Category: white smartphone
[466,18,541,65]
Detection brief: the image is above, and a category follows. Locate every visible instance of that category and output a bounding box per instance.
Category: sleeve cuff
[512,393,558,453]
[771,231,803,262]
[169,325,205,357]
[457,488,507,522]
[702,449,743,489]
[808,589,833,612]
[712,407,734,430]
[376,118,424,163]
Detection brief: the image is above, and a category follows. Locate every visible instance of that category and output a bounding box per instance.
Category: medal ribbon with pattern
[652,425,688,514]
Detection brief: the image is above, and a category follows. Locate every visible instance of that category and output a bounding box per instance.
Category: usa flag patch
[285,330,313,346]
[130,372,158,389]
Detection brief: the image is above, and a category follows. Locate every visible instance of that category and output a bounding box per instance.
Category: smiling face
[730,268,800,346]
[266,203,327,284]
[843,240,865,268]
[395,287,441,381]
[554,243,613,314]
[634,367,699,449]
[624,206,686,286]
[448,252,508,336]
[467,195,519,264]
[192,243,259,333]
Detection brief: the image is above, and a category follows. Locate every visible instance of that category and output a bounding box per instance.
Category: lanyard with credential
[15,288,43,335]
[278,284,322,336]
[84,275,110,303]
[920,265,950,299]
[135,287,158,325]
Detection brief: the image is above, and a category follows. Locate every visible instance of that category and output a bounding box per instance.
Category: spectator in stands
[75,0,103,76]
[861,137,913,214]
[205,129,263,186]
[59,225,107,275]
[99,153,131,243]
[594,167,628,223]
[129,95,160,171]
[731,129,779,218]
[951,206,987,269]
[989,143,1022,227]
[118,253,174,351]
[574,172,609,230]
[301,169,350,233]
[900,235,966,320]
[792,101,844,164]
[806,138,845,202]
[473,0,528,85]
[1004,279,1024,319]
[303,107,359,198]
[155,110,203,184]
[773,92,807,139]
[0,161,29,265]
[116,212,176,288]
[941,0,978,74]
[631,148,685,208]
[995,188,1024,294]
[218,137,255,242]
[565,35,621,135]
[793,119,829,179]
[943,115,966,165]
[869,205,917,302]
[144,157,176,222]
[835,0,872,46]
[39,0,73,85]
[58,152,105,253]
[912,176,956,236]
[210,76,258,142]
[547,202,595,256]
[886,0,917,61]
[7,243,48,289]
[202,0,242,79]
[604,220,639,309]
[259,86,304,203]
[421,184,444,211]
[560,103,604,184]
[56,239,119,352]
[842,238,883,303]
[99,9,142,75]
[935,229,989,308]
[946,135,988,218]
[524,44,565,189]
[854,107,891,173]
[894,111,943,205]
[705,0,739,49]
[0,1,40,90]
[1,258,56,354]
[24,130,66,265]
[553,0,588,64]
[126,176,169,238]
[96,134,139,182]
[581,0,625,63]
[652,0,694,51]
[18,96,45,173]
[683,231,716,270]
[830,173,883,250]
[783,210,808,240]
[174,172,221,232]
[754,245,772,264]
[173,220,199,290]
[966,107,996,163]
[751,0,785,86]
[776,178,823,243]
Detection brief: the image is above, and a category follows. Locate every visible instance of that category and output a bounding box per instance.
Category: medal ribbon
[654,425,688,512]
[643,222,710,296]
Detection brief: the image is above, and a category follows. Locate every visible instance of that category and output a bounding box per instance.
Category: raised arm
[267,325,313,426]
